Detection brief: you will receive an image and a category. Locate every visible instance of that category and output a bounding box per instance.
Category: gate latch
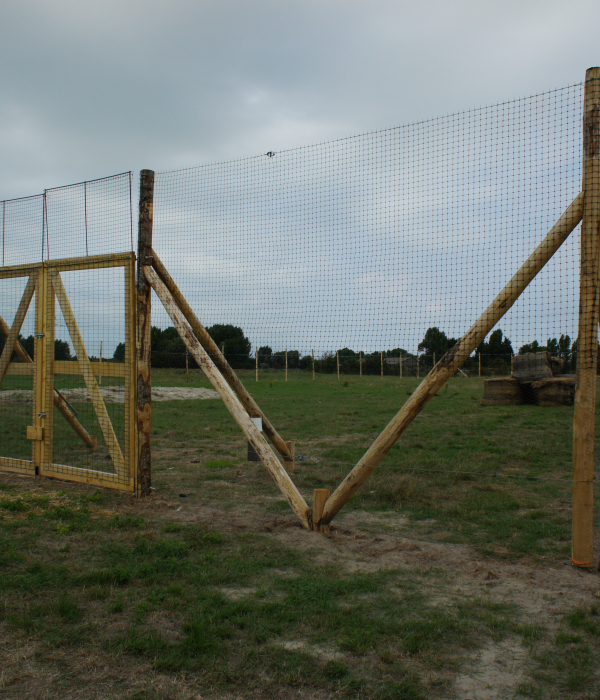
[37,412,46,418]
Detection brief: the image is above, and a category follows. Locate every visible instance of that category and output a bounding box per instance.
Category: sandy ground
[0,386,220,404]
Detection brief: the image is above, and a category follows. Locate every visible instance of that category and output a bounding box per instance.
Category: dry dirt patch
[0,386,220,404]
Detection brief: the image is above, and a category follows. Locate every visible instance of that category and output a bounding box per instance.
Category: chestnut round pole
[572,67,600,569]
[136,169,154,496]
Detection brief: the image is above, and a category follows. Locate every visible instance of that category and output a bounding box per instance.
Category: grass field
[1,370,600,699]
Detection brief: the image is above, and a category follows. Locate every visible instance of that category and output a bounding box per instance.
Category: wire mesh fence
[0,81,592,493]
[0,174,135,489]
[151,84,584,380]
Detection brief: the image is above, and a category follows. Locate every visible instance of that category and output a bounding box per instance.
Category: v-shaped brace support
[320,192,585,526]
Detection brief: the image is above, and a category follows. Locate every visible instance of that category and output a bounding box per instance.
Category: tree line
[0,326,581,375]
[142,324,581,375]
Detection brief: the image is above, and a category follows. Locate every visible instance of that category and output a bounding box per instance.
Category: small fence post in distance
[312,349,315,381]
[337,350,340,380]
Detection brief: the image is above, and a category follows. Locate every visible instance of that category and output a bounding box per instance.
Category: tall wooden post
[312,349,315,381]
[285,348,288,382]
[360,350,363,378]
[573,67,600,568]
[381,351,384,378]
[400,353,403,378]
[337,350,340,380]
[137,169,154,496]
[255,348,258,382]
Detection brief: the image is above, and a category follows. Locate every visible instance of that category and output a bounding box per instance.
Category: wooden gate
[0,253,137,491]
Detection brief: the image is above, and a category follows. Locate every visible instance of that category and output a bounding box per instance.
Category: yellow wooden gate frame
[0,252,137,492]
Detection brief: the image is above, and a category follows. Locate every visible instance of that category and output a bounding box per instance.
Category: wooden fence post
[400,353,403,378]
[286,348,288,382]
[573,67,600,568]
[360,350,363,378]
[255,348,258,382]
[313,488,330,532]
[381,351,384,378]
[137,169,154,496]
[312,349,315,381]
[337,350,340,380]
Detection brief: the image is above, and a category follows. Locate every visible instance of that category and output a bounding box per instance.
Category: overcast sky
[1,0,599,200]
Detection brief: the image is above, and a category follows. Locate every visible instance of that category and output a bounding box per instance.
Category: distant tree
[557,334,572,362]
[54,339,72,360]
[113,342,125,362]
[478,329,513,356]
[206,324,251,369]
[257,346,272,366]
[386,347,412,358]
[20,334,34,359]
[150,326,190,368]
[418,328,456,357]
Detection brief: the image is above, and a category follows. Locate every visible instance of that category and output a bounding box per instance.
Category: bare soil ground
[0,386,220,404]
[1,469,598,700]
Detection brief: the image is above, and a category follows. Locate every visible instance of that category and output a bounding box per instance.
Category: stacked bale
[482,351,575,406]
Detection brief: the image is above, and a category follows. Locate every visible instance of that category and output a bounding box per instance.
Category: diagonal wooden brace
[322,192,584,525]
[50,270,125,474]
[0,313,97,450]
[0,275,36,385]
[143,264,312,529]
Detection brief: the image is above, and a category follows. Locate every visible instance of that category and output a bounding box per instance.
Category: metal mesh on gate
[152,84,583,378]
[0,173,135,490]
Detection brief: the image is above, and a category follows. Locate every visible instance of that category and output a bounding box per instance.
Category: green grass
[148,370,579,559]
[0,368,595,697]
[0,486,533,698]
[0,373,126,470]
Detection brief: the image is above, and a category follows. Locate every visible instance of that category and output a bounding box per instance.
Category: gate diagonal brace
[143,264,312,530]
[149,249,295,470]
[0,314,97,451]
[0,274,36,385]
[50,270,125,476]
[321,191,585,526]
